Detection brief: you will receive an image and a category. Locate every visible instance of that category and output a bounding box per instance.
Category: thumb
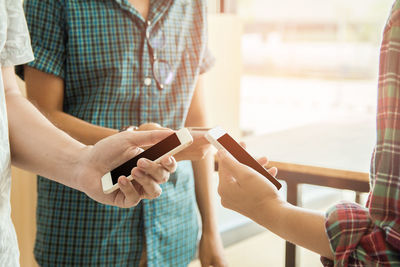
[217,149,251,184]
[122,130,174,147]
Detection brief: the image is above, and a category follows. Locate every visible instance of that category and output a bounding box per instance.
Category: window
[238,0,393,135]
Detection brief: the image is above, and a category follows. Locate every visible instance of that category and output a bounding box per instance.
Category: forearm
[193,154,218,232]
[255,200,333,259]
[45,109,118,145]
[24,66,117,145]
[6,90,85,190]
[186,75,218,231]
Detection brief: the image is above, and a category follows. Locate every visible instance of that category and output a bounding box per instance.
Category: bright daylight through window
[239,0,393,135]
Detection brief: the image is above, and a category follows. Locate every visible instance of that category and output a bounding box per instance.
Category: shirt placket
[140,3,175,265]
[141,21,159,267]
[112,2,168,266]
[110,2,157,264]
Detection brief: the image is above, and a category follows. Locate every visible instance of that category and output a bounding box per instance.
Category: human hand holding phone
[206,127,281,189]
[101,128,192,194]
[131,125,212,162]
[174,127,213,162]
[216,149,282,220]
[75,130,178,208]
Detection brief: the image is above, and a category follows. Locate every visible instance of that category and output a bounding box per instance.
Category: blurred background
[192,0,393,266]
[11,1,395,267]
[220,0,392,135]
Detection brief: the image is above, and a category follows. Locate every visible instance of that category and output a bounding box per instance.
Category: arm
[24,67,205,153]
[24,66,118,145]
[185,77,227,266]
[6,66,87,185]
[4,66,177,207]
[217,150,333,259]
[217,149,400,265]
[185,77,217,233]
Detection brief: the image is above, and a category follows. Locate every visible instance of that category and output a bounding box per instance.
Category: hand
[138,123,212,161]
[199,231,228,267]
[216,149,281,220]
[74,130,177,208]
[137,122,167,131]
[174,129,212,161]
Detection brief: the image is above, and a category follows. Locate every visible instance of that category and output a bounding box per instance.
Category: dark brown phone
[217,133,282,190]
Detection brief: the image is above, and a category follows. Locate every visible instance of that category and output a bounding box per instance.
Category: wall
[204,14,242,139]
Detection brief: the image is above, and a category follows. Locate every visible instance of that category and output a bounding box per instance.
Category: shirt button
[144,77,152,86]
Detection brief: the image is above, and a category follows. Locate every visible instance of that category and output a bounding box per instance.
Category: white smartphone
[205,126,282,190]
[102,128,193,194]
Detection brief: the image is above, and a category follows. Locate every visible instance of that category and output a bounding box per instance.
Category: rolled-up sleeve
[0,0,34,67]
[321,202,400,266]
[17,0,66,79]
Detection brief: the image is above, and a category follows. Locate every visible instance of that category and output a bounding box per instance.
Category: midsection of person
[21,0,210,266]
[61,0,194,129]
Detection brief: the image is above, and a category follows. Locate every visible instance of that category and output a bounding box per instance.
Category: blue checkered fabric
[19,0,213,266]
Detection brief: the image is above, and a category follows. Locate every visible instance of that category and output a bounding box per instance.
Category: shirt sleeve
[322,2,400,266]
[321,202,400,266]
[17,0,66,79]
[0,0,34,67]
[321,202,373,266]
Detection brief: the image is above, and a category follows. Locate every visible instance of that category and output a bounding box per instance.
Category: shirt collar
[148,0,173,26]
[112,0,174,26]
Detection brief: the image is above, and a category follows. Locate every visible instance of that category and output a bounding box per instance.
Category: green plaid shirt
[20,0,213,266]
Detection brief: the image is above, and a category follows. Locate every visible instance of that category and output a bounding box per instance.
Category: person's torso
[30,0,208,265]
[61,0,206,130]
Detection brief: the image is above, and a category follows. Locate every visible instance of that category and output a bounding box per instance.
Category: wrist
[201,217,219,235]
[72,145,94,192]
[202,226,219,236]
[253,197,289,230]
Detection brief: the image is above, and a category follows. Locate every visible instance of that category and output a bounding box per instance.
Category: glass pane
[237,0,393,135]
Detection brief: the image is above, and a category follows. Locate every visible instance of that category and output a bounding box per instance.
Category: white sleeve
[0,0,34,67]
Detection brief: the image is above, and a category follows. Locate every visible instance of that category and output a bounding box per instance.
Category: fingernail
[139,159,149,167]
[166,157,173,165]
[119,177,127,185]
[134,170,145,178]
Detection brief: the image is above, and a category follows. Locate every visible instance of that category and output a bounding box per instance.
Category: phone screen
[111,132,181,185]
[217,133,282,189]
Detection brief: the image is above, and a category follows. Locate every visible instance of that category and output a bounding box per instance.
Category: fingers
[116,176,141,207]
[124,147,144,162]
[137,122,166,131]
[239,141,247,149]
[160,156,177,173]
[218,150,277,179]
[136,157,176,184]
[256,157,278,177]
[200,260,209,267]
[131,169,162,199]
[123,130,174,147]
[268,166,278,177]
[217,149,248,178]
[257,157,268,167]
